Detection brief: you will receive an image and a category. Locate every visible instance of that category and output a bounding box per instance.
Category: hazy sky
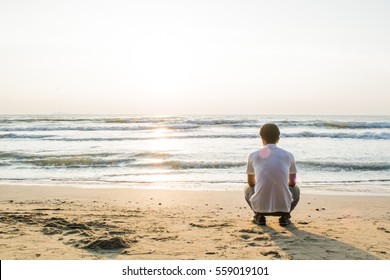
[1,0,389,115]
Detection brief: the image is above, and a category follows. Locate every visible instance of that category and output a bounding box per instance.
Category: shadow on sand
[260,223,379,260]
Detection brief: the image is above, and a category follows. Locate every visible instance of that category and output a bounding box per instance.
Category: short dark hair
[260,123,280,143]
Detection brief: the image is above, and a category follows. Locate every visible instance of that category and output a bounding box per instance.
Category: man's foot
[279,216,291,226]
[253,213,266,225]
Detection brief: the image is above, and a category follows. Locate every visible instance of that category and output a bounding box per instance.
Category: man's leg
[244,186,266,225]
[278,186,300,226]
[289,185,300,212]
[244,185,254,210]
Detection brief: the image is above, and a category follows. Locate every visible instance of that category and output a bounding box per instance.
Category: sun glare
[152,128,170,138]
[149,127,177,151]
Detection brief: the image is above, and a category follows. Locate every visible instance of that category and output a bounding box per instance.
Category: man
[244,123,300,226]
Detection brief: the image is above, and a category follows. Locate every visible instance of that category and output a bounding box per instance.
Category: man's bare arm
[288,173,297,187]
[247,174,256,187]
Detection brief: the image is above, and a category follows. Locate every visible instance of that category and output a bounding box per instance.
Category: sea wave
[52,134,256,141]
[185,119,258,126]
[283,132,390,140]
[1,116,390,132]
[276,120,390,129]
[43,132,390,141]
[185,118,390,129]
[298,161,390,171]
[0,150,174,168]
[0,151,116,159]
[23,157,134,168]
[1,115,389,129]
[2,152,242,173]
[0,116,184,123]
[303,178,390,184]
[2,131,388,141]
[103,116,182,124]
[0,133,54,139]
[3,152,387,171]
[0,117,94,123]
[139,160,246,170]
[318,121,390,129]
[0,151,130,168]
[134,151,172,158]
[0,126,148,132]
[0,124,199,132]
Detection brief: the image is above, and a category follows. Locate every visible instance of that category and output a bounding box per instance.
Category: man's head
[259,123,280,144]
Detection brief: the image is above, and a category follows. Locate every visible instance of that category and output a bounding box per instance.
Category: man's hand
[247,174,256,187]
[288,173,297,187]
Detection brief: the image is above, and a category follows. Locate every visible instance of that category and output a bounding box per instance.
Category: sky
[0,0,389,115]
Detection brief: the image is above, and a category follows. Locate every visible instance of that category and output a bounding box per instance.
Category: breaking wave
[0,151,174,168]
[138,160,246,170]
[299,161,390,171]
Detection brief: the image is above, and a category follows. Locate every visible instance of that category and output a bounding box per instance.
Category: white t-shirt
[246,144,297,213]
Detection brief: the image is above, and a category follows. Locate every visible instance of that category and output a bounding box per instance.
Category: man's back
[246,144,296,213]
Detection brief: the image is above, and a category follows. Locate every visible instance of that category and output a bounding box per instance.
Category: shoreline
[1,184,389,260]
[1,181,390,196]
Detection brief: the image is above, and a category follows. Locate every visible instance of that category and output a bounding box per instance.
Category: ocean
[0,115,389,195]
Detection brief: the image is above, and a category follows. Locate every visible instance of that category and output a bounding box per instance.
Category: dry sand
[0,184,389,260]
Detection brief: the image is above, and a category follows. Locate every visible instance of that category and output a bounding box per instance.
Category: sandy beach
[0,184,389,260]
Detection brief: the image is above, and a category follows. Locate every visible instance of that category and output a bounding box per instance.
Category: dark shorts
[244,185,300,215]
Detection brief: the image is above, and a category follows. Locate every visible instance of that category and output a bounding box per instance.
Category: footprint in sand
[109,230,135,235]
[82,236,138,251]
[238,228,263,234]
[240,234,251,240]
[253,236,269,241]
[43,219,90,233]
[377,227,390,233]
[261,250,281,258]
[43,228,61,236]
[189,222,230,228]
[325,249,337,253]
[151,235,178,241]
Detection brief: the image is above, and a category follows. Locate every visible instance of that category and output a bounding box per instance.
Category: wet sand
[0,184,389,260]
